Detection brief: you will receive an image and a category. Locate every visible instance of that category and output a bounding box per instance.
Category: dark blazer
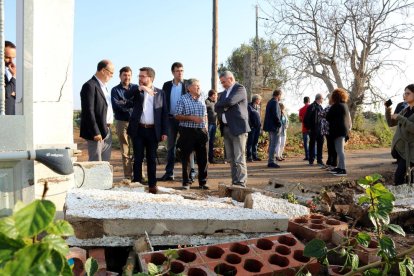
[162,80,186,114]
[248,102,261,129]
[80,76,108,141]
[5,74,16,115]
[263,98,282,133]
[125,86,168,142]
[214,83,250,136]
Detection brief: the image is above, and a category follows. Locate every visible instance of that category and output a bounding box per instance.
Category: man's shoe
[334,169,347,176]
[199,184,210,190]
[148,186,158,194]
[267,163,280,168]
[158,174,174,181]
[253,157,262,161]
[303,157,309,161]
[247,157,253,162]
[209,159,217,164]
[233,182,246,187]
[182,184,190,190]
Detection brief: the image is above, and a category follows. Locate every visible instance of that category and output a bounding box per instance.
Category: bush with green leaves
[299,174,414,276]
[0,199,97,276]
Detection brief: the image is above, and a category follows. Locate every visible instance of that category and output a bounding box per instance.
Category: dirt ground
[74,128,396,192]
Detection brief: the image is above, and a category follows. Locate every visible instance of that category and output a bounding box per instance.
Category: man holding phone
[4,41,16,115]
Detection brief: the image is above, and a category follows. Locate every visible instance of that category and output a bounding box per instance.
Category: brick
[355,240,380,265]
[66,247,86,276]
[88,248,107,274]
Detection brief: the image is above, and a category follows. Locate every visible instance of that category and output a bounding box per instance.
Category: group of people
[3,41,16,115]
[298,89,352,177]
[79,60,260,193]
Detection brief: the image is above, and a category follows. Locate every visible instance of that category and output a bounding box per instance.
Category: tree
[223,38,288,89]
[263,0,414,120]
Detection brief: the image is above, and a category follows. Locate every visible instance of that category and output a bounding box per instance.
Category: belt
[139,123,155,128]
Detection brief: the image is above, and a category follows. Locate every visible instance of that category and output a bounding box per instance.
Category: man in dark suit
[263,89,282,168]
[4,41,16,115]
[215,71,250,187]
[125,67,168,194]
[159,62,186,181]
[80,60,114,161]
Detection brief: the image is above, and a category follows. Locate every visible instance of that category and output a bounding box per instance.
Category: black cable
[73,163,86,188]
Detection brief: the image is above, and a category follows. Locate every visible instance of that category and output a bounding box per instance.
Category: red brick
[88,248,107,274]
[66,247,86,276]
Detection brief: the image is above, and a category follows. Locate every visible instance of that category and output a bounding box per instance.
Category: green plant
[0,199,75,275]
[372,115,393,146]
[281,192,299,204]
[134,249,179,276]
[299,173,414,276]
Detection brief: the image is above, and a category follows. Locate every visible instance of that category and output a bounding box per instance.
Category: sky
[4,0,414,114]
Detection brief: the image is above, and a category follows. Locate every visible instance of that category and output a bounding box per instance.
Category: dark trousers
[177,127,208,186]
[302,132,309,159]
[165,117,180,176]
[132,127,158,187]
[395,152,414,185]
[309,130,324,164]
[208,123,217,162]
[246,127,260,159]
[326,135,337,167]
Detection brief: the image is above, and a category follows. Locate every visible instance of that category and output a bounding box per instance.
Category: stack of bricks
[66,247,115,276]
[287,214,348,241]
[138,234,320,275]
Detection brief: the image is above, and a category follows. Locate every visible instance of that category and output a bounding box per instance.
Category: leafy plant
[300,173,414,276]
[0,199,97,276]
[134,249,180,276]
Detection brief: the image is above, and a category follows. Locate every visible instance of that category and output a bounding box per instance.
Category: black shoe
[232,182,246,187]
[209,159,217,164]
[158,174,174,181]
[329,168,341,174]
[253,157,262,161]
[247,157,253,162]
[317,162,325,167]
[267,163,280,168]
[303,157,309,161]
[148,186,158,194]
[334,169,347,176]
[181,184,190,190]
[199,184,210,190]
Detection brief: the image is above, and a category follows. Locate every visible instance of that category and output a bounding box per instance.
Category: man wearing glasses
[80,59,114,161]
[125,67,168,194]
[215,71,250,187]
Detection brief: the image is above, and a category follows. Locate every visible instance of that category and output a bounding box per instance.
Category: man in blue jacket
[263,89,282,168]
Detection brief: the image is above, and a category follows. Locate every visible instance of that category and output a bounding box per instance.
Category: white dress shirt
[140,90,155,124]
[95,75,114,124]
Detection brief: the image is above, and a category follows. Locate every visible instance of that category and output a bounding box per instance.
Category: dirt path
[74,128,395,191]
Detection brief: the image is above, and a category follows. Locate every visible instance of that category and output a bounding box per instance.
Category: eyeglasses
[104,68,114,75]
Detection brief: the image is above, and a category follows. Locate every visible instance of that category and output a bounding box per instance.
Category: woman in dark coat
[326,88,352,176]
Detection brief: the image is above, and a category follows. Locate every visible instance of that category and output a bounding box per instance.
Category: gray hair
[315,93,323,100]
[252,94,262,102]
[186,78,199,91]
[219,70,234,79]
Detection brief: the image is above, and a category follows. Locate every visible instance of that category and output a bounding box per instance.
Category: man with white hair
[304,93,325,166]
[215,71,250,187]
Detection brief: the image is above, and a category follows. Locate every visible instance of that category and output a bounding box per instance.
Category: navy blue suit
[125,86,168,186]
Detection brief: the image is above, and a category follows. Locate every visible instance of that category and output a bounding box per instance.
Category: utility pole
[255,5,259,76]
[211,0,218,91]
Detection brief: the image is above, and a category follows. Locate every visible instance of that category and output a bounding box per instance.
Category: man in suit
[263,89,283,168]
[215,71,250,187]
[159,62,196,182]
[125,67,168,194]
[4,41,16,115]
[80,59,114,161]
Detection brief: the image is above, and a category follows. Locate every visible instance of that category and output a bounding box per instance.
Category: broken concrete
[73,162,113,189]
[65,189,288,239]
[244,192,310,218]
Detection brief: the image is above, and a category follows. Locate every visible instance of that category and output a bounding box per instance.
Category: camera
[385,99,392,107]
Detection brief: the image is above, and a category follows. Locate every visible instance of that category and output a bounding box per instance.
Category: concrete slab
[65,189,288,239]
[244,192,310,218]
[73,162,113,190]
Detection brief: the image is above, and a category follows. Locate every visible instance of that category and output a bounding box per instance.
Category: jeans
[302,132,309,159]
[267,131,281,164]
[334,137,346,169]
[165,117,180,176]
[208,123,217,161]
[309,130,324,164]
[246,127,260,159]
